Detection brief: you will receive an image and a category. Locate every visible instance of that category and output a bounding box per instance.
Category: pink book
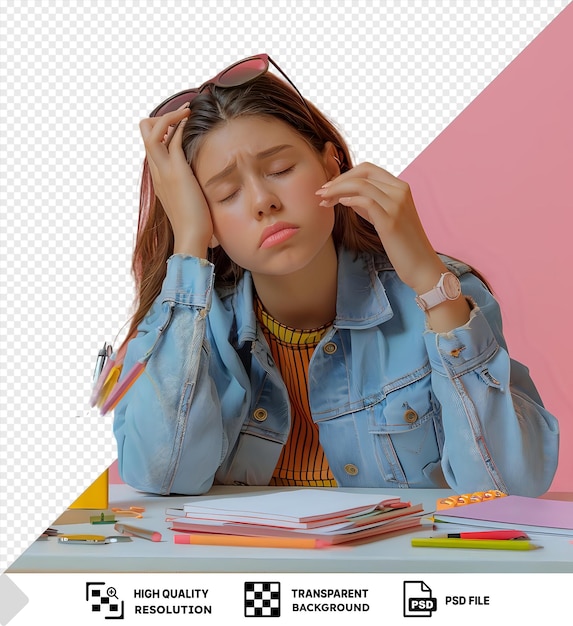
[434,496,573,536]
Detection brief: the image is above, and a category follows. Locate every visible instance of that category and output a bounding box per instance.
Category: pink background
[110,5,572,492]
[400,4,572,491]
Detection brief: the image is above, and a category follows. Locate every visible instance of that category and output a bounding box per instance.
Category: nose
[249,178,281,218]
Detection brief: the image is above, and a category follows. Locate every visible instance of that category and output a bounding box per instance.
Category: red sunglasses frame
[149,53,311,118]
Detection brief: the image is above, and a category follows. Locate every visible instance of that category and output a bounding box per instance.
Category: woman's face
[194,115,338,279]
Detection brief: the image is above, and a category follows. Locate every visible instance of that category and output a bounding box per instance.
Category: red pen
[442,530,528,540]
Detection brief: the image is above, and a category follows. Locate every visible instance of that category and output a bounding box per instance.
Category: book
[170,515,425,546]
[169,503,424,534]
[178,489,407,529]
[434,495,573,536]
[167,490,426,546]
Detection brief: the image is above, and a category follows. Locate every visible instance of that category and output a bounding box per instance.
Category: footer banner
[1,572,571,625]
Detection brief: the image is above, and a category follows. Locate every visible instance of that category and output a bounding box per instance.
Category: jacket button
[253,408,268,422]
[343,463,359,476]
[403,409,419,423]
[323,342,337,354]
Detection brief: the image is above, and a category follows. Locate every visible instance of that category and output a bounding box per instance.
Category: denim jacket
[113,247,559,496]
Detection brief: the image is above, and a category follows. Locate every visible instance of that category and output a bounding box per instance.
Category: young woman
[109,55,558,497]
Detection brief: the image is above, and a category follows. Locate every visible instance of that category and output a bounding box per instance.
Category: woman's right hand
[139,106,214,257]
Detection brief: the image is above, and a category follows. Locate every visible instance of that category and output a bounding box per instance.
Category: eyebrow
[204,144,294,187]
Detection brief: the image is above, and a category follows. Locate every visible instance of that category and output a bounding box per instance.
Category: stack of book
[166,489,426,547]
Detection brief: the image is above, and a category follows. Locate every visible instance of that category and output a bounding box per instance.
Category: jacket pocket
[367,365,445,486]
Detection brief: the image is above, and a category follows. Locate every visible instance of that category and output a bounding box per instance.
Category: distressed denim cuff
[424,303,500,377]
[160,255,215,308]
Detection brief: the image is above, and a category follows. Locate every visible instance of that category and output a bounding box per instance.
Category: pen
[114,523,162,542]
[92,343,109,384]
[100,359,146,414]
[411,538,541,551]
[174,534,325,549]
[438,530,528,540]
[90,353,119,407]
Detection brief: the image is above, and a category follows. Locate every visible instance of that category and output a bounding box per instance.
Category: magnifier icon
[107,587,118,599]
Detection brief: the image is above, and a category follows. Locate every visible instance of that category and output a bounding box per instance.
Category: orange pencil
[174,534,325,549]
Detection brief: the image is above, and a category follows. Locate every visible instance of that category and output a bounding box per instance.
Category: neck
[252,240,338,329]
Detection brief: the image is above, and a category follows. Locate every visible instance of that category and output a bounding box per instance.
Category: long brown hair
[125,73,383,344]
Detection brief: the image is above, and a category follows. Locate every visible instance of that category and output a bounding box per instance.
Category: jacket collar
[334,246,395,329]
[233,246,395,344]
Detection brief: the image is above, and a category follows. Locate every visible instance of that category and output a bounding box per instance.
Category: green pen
[411,538,541,551]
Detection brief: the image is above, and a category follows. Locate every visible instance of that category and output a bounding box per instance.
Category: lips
[259,222,299,248]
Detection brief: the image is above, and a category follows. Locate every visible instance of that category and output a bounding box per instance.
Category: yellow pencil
[411,538,541,551]
[174,534,325,549]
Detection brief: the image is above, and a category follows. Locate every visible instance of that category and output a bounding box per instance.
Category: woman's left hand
[316,162,446,294]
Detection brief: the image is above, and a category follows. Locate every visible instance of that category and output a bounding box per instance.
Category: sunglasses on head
[150,53,312,118]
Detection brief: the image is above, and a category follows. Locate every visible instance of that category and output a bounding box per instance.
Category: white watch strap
[415,273,448,312]
[416,287,447,311]
[417,286,446,310]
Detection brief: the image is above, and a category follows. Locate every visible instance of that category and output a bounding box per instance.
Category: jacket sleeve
[113,255,236,495]
[424,272,559,496]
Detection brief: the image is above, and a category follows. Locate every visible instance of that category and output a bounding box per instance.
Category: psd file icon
[403,581,437,617]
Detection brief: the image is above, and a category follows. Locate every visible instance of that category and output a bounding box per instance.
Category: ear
[321,141,341,181]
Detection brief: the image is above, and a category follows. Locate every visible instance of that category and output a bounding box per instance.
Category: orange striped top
[255,297,337,487]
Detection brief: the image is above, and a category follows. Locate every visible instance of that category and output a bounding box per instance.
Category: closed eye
[218,166,294,202]
[270,166,294,177]
[219,189,239,203]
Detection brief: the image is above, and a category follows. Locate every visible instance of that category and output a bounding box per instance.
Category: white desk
[7,484,573,573]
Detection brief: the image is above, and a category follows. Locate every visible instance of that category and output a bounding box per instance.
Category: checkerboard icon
[244,582,281,617]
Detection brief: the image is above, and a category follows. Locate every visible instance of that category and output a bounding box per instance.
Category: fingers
[139,105,190,163]
[165,109,188,150]
[317,176,390,202]
[324,162,407,190]
[315,162,417,232]
[316,174,396,213]
[317,163,410,209]
[138,105,192,208]
[163,101,191,148]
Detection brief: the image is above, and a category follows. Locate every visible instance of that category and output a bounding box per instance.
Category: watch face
[443,273,462,299]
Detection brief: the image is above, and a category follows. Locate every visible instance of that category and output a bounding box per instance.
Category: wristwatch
[415,272,462,312]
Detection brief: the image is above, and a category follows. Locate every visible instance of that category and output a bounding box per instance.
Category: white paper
[183,489,399,523]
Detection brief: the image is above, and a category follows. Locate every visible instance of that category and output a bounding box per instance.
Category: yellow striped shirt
[255,297,337,487]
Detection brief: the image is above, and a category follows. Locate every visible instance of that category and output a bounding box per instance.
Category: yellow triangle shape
[68,469,109,509]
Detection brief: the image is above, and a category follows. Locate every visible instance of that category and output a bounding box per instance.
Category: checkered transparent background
[1,0,569,572]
